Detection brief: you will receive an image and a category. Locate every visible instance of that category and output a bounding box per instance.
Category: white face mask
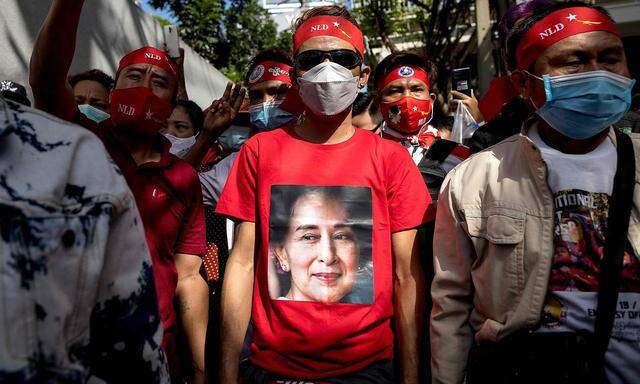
[163,133,196,158]
[297,61,360,116]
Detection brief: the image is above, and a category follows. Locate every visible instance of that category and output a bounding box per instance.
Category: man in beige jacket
[431,1,639,383]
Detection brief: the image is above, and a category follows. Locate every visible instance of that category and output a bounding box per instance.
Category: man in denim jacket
[0,96,169,382]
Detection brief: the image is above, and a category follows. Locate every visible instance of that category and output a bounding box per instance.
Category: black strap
[593,130,636,379]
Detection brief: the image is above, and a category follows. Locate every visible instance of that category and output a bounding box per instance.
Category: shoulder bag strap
[593,130,636,380]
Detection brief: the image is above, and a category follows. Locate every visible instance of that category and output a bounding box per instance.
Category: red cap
[293,16,365,55]
[116,46,178,81]
[247,60,292,86]
[516,7,619,70]
[376,65,430,91]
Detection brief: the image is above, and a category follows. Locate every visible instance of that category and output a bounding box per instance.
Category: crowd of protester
[1,0,639,382]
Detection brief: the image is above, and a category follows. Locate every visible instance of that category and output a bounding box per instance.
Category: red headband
[247,60,292,86]
[116,46,178,81]
[293,16,365,55]
[516,7,619,70]
[377,65,430,91]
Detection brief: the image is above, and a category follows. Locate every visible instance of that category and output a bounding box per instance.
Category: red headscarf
[116,46,178,81]
[293,16,365,55]
[515,7,619,70]
[247,60,292,86]
[376,65,431,91]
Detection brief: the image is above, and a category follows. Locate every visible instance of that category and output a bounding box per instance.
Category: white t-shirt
[529,125,640,383]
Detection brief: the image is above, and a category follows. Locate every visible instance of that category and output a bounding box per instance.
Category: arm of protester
[182,82,245,167]
[449,90,484,124]
[219,221,255,383]
[174,170,208,383]
[176,48,189,101]
[175,253,208,384]
[29,0,83,121]
[90,193,170,382]
[393,229,426,384]
[430,171,476,384]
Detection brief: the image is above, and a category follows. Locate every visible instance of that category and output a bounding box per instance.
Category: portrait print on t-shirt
[269,185,373,304]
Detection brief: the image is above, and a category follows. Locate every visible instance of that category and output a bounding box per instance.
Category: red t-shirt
[216,127,434,379]
[74,113,205,335]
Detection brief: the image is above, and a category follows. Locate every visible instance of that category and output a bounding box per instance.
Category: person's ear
[510,71,529,98]
[430,92,437,102]
[358,66,371,88]
[273,245,290,272]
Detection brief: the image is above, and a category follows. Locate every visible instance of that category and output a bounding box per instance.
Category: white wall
[0,0,230,108]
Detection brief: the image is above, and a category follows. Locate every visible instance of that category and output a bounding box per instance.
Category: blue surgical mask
[249,100,293,131]
[78,104,110,123]
[218,125,251,153]
[532,70,635,140]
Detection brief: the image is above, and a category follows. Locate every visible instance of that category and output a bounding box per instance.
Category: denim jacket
[0,97,169,382]
[430,120,640,384]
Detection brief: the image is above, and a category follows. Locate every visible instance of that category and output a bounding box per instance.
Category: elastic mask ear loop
[379,121,388,137]
[518,69,544,111]
[262,102,270,126]
[417,99,436,135]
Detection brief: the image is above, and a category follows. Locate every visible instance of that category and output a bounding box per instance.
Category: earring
[281,263,289,272]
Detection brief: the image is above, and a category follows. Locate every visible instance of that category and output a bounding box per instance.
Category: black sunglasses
[295,49,363,71]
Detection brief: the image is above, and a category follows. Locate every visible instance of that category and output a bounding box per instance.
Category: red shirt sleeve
[386,144,435,232]
[215,139,258,222]
[174,167,206,256]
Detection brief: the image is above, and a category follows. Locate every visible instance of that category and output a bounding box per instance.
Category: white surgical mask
[297,61,360,116]
[78,104,110,123]
[163,133,196,158]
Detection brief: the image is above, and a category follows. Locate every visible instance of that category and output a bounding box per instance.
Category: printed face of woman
[275,192,359,302]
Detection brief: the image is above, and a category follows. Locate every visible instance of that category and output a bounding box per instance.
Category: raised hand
[203,82,246,135]
[449,90,484,123]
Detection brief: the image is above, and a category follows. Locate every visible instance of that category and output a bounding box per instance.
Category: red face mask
[109,87,173,137]
[380,96,433,134]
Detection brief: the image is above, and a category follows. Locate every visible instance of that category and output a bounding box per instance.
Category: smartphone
[163,25,180,59]
[452,67,472,97]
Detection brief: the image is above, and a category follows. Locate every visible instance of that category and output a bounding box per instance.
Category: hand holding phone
[453,67,472,97]
[163,25,180,59]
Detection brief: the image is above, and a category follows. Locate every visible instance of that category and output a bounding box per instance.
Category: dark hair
[176,99,204,134]
[498,0,556,46]
[505,0,613,71]
[372,52,437,90]
[293,6,359,35]
[270,186,371,246]
[244,48,294,85]
[352,92,375,116]
[68,69,114,92]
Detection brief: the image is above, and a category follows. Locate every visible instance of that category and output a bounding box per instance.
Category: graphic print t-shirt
[216,127,433,379]
[529,126,640,383]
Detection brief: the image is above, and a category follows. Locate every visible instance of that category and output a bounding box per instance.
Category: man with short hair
[431,2,639,383]
[372,52,469,202]
[29,1,208,381]
[246,48,294,129]
[68,68,114,113]
[217,6,433,383]
[0,95,169,382]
